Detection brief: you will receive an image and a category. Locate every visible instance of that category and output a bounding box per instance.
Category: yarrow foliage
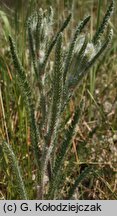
[1,1,114,199]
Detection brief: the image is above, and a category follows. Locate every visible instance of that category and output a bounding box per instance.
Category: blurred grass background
[0,0,117,199]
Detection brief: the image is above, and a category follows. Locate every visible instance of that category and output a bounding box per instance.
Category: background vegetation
[0,0,117,199]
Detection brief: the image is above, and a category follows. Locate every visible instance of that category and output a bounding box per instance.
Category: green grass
[0,0,117,200]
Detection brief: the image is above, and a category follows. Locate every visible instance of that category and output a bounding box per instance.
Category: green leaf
[67,166,93,199]
[40,13,72,73]
[63,16,90,83]
[92,0,114,44]
[1,140,27,199]
[9,36,41,180]
[48,104,82,199]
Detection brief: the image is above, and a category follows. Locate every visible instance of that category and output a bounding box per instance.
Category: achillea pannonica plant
[0,1,114,199]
